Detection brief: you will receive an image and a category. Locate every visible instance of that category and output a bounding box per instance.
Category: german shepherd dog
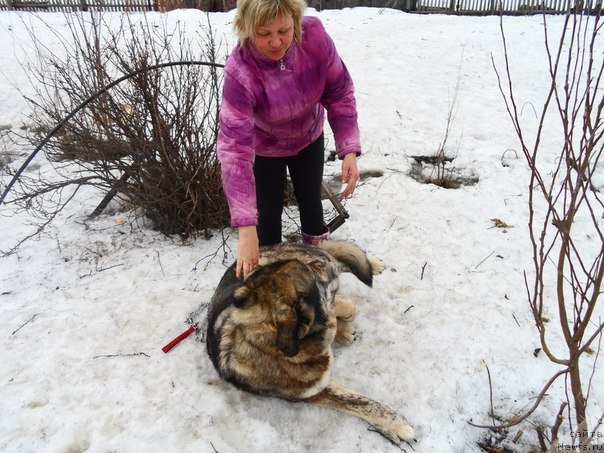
[206,241,414,446]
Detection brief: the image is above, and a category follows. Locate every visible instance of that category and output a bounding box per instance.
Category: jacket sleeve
[217,67,258,228]
[319,24,362,159]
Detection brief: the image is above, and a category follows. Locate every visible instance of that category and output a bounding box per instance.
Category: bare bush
[408,57,479,189]
[2,12,227,254]
[472,8,603,450]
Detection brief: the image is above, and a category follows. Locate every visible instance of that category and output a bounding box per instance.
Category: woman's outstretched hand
[341,153,360,198]
[237,225,259,279]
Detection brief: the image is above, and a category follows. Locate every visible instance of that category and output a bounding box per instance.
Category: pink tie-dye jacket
[217,16,361,228]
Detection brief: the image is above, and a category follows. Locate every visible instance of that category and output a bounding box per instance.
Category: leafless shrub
[472,8,604,450]
[2,12,228,255]
[408,54,478,189]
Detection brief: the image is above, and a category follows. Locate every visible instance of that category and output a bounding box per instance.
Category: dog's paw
[376,417,415,447]
[334,299,358,322]
[369,257,386,275]
[335,321,355,345]
[333,295,358,321]
[388,418,415,442]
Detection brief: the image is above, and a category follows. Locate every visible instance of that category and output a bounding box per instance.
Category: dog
[205,240,414,446]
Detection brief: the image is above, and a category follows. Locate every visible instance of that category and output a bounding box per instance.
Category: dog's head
[233,260,327,357]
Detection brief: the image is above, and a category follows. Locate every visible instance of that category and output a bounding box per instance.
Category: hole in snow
[408,154,479,189]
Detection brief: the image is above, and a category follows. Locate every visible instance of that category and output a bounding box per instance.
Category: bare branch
[469,369,568,430]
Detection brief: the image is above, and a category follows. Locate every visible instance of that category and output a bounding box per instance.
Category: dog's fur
[206,241,414,445]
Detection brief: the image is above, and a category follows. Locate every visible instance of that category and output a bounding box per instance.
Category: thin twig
[156,250,166,278]
[584,322,603,405]
[79,263,124,279]
[420,262,427,280]
[536,426,549,452]
[484,361,497,428]
[194,247,221,271]
[93,352,150,359]
[474,251,494,270]
[97,263,124,273]
[11,313,40,335]
[551,402,568,446]
[588,411,604,446]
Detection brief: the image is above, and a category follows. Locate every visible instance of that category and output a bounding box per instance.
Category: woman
[217,0,362,279]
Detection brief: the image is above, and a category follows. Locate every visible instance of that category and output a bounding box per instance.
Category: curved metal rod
[0,60,225,205]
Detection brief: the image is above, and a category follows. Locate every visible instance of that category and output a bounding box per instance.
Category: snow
[1,7,603,453]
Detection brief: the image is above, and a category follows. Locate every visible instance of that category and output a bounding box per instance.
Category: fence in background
[0,0,159,11]
[0,0,601,14]
[415,0,601,14]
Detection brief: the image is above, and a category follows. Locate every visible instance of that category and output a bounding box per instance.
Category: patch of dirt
[408,154,479,189]
[0,128,17,170]
[477,426,545,453]
[0,152,15,169]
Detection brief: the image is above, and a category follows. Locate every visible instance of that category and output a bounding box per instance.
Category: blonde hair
[234,0,307,48]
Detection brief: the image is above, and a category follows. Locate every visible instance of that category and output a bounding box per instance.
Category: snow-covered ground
[1,8,602,452]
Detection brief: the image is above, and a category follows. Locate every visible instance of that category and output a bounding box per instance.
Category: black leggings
[253,134,325,246]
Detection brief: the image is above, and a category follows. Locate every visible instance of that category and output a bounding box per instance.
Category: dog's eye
[299,316,311,326]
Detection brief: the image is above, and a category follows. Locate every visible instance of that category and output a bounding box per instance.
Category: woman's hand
[341,153,360,198]
[236,225,259,279]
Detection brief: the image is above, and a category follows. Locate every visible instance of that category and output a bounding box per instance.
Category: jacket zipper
[279,59,285,71]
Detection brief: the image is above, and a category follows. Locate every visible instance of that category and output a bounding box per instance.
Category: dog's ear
[301,281,327,325]
[296,295,316,340]
[279,281,324,354]
[277,320,299,357]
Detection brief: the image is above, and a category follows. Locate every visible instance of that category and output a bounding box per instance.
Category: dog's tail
[306,379,415,445]
[317,241,385,287]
